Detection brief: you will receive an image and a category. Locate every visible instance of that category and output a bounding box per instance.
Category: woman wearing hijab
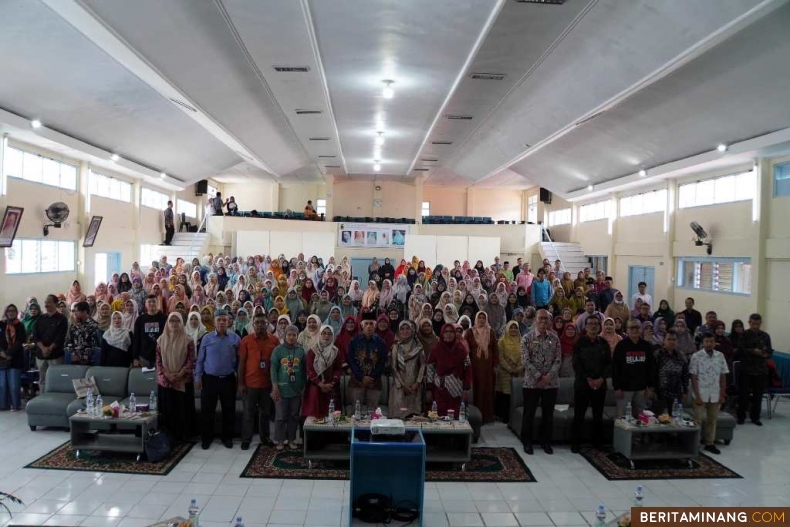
[302,325,343,418]
[504,293,519,322]
[653,317,668,348]
[416,319,438,363]
[65,281,86,306]
[338,295,357,320]
[0,304,26,411]
[389,321,426,418]
[729,319,745,350]
[362,281,380,311]
[167,285,191,313]
[156,312,196,442]
[367,258,381,283]
[324,305,344,337]
[379,258,395,282]
[129,278,147,314]
[378,279,395,314]
[426,324,472,417]
[674,319,697,359]
[94,283,113,305]
[117,273,133,294]
[21,301,41,337]
[713,320,734,371]
[297,314,322,355]
[272,314,291,344]
[485,292,507,339]
[431,308,446,337]
[100,312,133,367]
[387,306,402,334]
[652,299,675,326]
[443,304,460,325]
[466,311,499,423]
[604,290,630,323]
[559,324,577,378]
[335,315,359,371]
[348,280,364,309]
[375,314,396,351]
[200,306,215,333]
[93,302,112,332]
[233,308,250,337]
[495,320,525,423]
[312,290,334,321]
[601,318,622,355]
[184,311,208,353]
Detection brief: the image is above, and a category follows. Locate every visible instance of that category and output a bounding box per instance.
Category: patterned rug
[580,446,742,480]
[240,446,534,482]
[25,441,195,476]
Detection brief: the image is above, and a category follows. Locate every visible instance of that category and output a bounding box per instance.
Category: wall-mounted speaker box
[195,180,208,196]
[539,187,552,204]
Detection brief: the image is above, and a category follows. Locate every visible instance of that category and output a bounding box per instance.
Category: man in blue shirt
[195,308,240,449]
[347,315,388,411]
[530,269,554,310]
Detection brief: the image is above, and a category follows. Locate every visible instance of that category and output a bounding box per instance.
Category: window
[141,188,169,210]
[527,194,538,223]
[316,199,327,216]
[677,257,751,295]
[4,239,75,274]
[89,171,132,202]
[775,162,790,197]
[579,200,611,222]
[620,189,666,217]
[4,145,77,191]
[678,170,755,208]
[177,199,197,218]
[140,244,158,267]
[207,184,218,198]
[421,201,430,217]
[547,208,571,226]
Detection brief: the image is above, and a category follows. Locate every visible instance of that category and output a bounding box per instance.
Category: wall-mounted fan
[690,221,713,255]
[43,202,70,236]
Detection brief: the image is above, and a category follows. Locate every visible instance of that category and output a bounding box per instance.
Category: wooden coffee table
[69,411,158,462]
[612,418,700,469]
[303,417,473,469]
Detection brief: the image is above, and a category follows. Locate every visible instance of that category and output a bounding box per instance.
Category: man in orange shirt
[238,312,280,450]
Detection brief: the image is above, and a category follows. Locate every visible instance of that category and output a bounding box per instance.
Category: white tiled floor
[1,408,790,527]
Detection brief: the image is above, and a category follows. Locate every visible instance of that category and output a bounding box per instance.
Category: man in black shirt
[736,313,772,426]
[681,297,703,335]
[132,295,167,368]
[163,201,175,246]
[32,294,68,392]
[612,320,655,420]
[571,316,611,452]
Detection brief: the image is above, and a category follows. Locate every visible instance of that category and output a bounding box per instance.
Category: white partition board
[270,231,302,258]
[468,236,501,265]
[236,231,270,257]
[436,236,468,267]
[404,235,437,268]
[302,232,335,262]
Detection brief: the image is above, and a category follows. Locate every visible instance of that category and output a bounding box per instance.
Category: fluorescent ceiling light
[110,154,120,162]
[638,169,647,177]
[717,143,728,152]
[31,119,42,129]
[373,161,381,172]
[382,80,394,99]
[160,172,167,179]
[375,132,385,146]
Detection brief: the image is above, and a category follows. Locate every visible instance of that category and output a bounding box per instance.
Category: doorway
[95,252,122,287]
[628,265,655,306]
[350,258,374,282]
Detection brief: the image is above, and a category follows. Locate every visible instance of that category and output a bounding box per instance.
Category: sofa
[508,377,736,445]
[27,366,157,431]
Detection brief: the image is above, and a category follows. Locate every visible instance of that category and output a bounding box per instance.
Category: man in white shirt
[690,333,729,454]
[630,281,653,313]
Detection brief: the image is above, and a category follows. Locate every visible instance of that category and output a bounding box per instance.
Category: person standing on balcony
[163,201,175,246]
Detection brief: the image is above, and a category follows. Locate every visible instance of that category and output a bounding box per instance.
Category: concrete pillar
[76,161,90,285]
[754,159,770,317]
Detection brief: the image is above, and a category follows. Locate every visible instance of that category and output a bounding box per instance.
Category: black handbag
[145,429,172,462]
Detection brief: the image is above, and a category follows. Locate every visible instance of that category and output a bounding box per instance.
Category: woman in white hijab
[120,299,137,332]
[302,325,342,418]
[185,311,207,350]
[388,321,426,418]
[297,314,322,354]
[100,311,133,367]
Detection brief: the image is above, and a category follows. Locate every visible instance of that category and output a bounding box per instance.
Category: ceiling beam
[40,0,280,179]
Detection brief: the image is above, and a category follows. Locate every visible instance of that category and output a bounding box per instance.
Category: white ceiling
[0,0,788,194]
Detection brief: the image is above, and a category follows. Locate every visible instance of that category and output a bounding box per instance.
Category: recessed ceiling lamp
[373,161,381,172]
[375,132,385,146]
[382,80,395,99]
[30,119,42,129]
[110,154,120,162]
[160,172,167,179]
[638,168,647,177]
[717,143,728,152]
[587,184,594,191]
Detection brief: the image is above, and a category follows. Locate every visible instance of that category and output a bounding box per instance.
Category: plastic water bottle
[676,402,684,426]
[459,402,467,423]
[625,401,632,423]
[128,392,137,414]
[671,399,679,419]
[634,485,644,507]
[327,397,335,424]
[595,505,607,527]
[149,391,157,412]
[95,394,103,414]
[86,389,95,416]
[234,517,243,527]
[431,400,438,415]
[354,400,361,420]
[187,498,200,527]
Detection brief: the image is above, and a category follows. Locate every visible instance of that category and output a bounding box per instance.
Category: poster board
[338,223,407,248]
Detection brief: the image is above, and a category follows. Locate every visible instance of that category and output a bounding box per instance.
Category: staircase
[539,241,589,276]
[152,232,210,264]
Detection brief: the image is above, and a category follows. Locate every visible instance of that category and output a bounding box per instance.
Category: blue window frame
[775,161,790,197]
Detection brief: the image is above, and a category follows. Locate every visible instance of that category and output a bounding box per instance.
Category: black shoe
[241,442,250,451]
[704,444,721,455]
[542,444,554,455]
[223,440,233,449]
[201,441,211,450]
[523,443,533,455]
[737,419,745,425]
[571,444,580,454]
[263,439,275,447]
[752,420,763,426]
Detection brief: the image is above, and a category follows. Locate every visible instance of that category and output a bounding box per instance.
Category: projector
[370,418,405,436]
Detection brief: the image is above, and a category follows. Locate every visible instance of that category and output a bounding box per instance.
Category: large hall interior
[1,1,790,527]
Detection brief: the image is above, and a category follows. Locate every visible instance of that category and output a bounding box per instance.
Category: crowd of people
[0,252,775,457]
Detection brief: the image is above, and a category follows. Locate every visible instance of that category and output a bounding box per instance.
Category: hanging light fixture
[373,161,381,172]
[375,132,385,146]
[382,80,395,99]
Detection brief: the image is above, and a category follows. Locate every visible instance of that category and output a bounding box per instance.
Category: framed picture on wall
[0,206,23,248]
[83,216,103,247]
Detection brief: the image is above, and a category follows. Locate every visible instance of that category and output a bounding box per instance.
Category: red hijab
[429,323,469,376]
[560,324,577,357]
[335,315,359,363]
[375,313,395,350]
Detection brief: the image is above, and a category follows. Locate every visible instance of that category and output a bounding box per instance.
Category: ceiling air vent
[470,73,506,81]
[323,165,341,168]
[295,109,322,115]
[169,98,197,113]
[445,114,473,120]
[309,137,331,141]
[318,155,336,158]
[273,66,310,72]
[514,0,565,4]
[431,141,453,145]
[413,168,430,172]
[421,158,438,162]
